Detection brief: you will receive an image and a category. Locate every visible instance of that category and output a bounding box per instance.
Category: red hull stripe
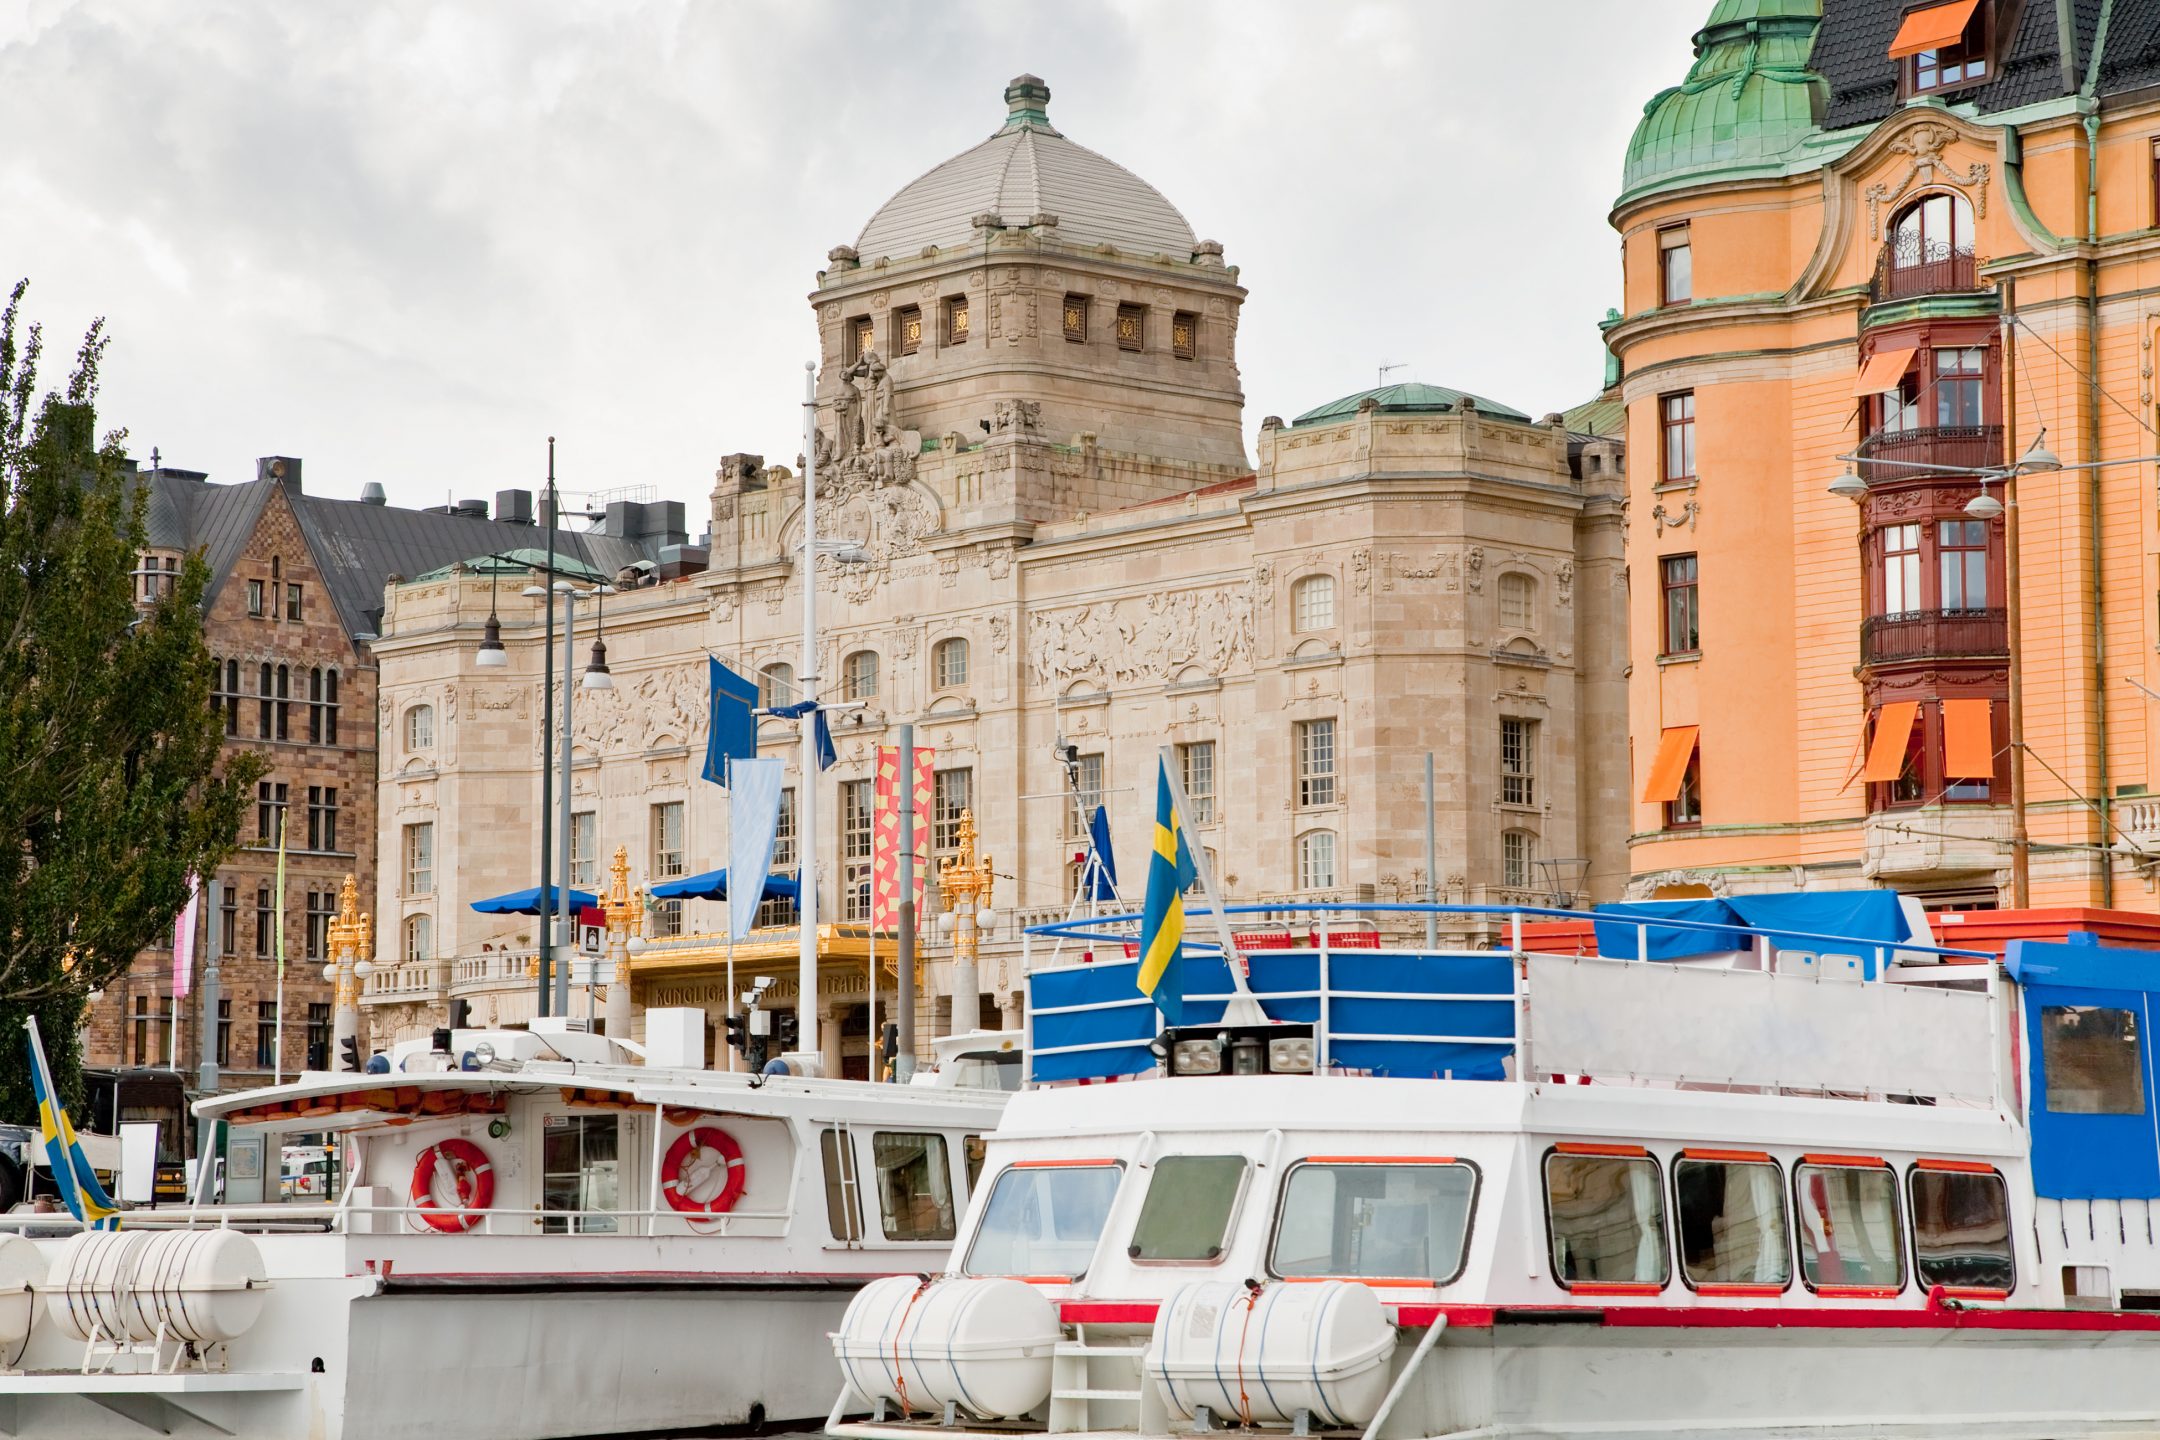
[1386,1303,2160,1333]
[1060,1301,1163,1325]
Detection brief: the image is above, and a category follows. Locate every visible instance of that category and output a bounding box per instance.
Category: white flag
[728,759,786,943]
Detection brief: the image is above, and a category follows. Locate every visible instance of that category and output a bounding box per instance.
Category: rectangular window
[1933,346,1986,427]
[541,1114,620,1235]
[651,899,683,938]
[569,811,596,887]
[1070,753,1104,839]
[1910,1164,2013,1292]
[1660,391,1696,482]
[1675,1154,1791,1289]
[842,778,874,921]
[943,296,969,346]
[894,305,922,356]
[1882,523,1922,614]
[1062,293,1088,342]
[1272,1161,1477,1284]
[1297,829,1336,891]
[1939,518,1989,609]
[131,995,150,1066]
[848,315,874,362]
[255,1000,278,1069]
[2041,1005,2145,1114]
[257,662,272,737]
[285,583,303,621]
[965,1163,1122,1278]
[214,998,231,1068]
[1179,741,1216,825]
[1130,1154,1247,1262]
[219,884,238,957]
[256,781,288,845]
[1658,223,1692,305]
[821,1128,865,1242]
[305,889,335,961]
[1296,719,1337,807]
[771,788,797,869]
[873,1132,955,1242]
[306,785,338,852]
[404,821,434,895]
[246,579,264,617]
[1500,717,1537,806]
[933,768,973,853]
[274,664,290,741]
[1503,830,1533,889]
[305,1002,331,1071]
[1907,3,1988,94]
[255,887,272,957]
[1660,554,1699,656]
[1115,303,1146,351]
[1545,1149,1668,1288]
[651,801,685,879]
[1667,749,1703,828]
[1794,1160,1903,1292]
[1171,310,1198,360]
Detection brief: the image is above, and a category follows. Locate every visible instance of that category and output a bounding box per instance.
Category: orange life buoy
[411,1137,494,1232]
[661,1126,746,1219]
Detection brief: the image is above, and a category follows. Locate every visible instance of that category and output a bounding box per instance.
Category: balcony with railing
[1860,608,2007,667]
[1857,423,2002,476]
[1871,240,1981,303]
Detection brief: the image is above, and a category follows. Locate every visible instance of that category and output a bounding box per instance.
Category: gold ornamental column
[328,875,373,1068]
[601,845,643,1040]
[935,809,997,1037]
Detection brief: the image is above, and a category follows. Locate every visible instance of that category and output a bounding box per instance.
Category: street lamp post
[935,809,999,1037]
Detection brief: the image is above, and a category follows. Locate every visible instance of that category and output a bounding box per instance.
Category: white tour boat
[0,1010,1011,1439]
[825,896,2160,1440]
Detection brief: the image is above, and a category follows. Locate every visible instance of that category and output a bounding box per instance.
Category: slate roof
[1291,381,1532,427]
[854,75,1199,262]
[1815,0,2106,131]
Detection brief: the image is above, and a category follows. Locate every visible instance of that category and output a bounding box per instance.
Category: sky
[0,0,1708,517]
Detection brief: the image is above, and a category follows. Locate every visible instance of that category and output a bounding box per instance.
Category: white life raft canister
[0,1233,41,1348]
[46,1229,266,1345]
[1146,1281,1398,1428]
[832,1274,1061,1420]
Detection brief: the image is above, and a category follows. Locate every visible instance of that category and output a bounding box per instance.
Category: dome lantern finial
[1001,74,1056,134]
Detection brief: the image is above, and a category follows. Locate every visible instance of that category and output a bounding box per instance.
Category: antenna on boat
[1158,744,1269,1025]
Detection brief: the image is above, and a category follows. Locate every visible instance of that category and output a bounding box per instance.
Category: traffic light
[724,1013,747,1053]
[338,1036,361,1074]
[775,1010,799,1053]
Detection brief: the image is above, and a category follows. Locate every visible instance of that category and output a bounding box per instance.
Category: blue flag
[769,700,838,771]
[1087,804,1119,902]
[1135,761,1197,1023]
[702,658,759,787]
[727,759,787,942]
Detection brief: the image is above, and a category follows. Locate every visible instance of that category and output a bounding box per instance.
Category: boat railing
[1020,902,2002,1102]
[0,1200,798,1239]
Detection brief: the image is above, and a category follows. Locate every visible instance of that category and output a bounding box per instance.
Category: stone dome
[854,75,1200,263]
[1619,0,1827,207]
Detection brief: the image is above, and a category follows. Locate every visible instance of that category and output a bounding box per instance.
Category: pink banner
[172,874,200,999]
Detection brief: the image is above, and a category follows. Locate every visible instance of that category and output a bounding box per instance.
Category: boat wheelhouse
[0,1013,1010,1440]
[825,899,2160,1440]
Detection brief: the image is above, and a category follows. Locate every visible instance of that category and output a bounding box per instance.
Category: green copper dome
[1619,0,1827,207]
[1291,382,1530,427]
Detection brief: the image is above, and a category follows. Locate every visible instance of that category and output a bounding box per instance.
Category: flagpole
[796,360,822,1067]
[274,812,288,1086]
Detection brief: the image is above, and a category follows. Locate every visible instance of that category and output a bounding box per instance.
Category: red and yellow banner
[873,745,934,930]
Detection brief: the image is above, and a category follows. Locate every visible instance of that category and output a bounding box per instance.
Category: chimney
[455,498,488,519]
[494,488,534,525]
[256,456,303,492]
[358,481,388,506]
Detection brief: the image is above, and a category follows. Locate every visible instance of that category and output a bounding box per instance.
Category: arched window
[404,913,433,964]
[933,637,970,689]
[1499,572,1537,631]
[1296,829,1337,891]
[843,650,880,700]
[1503,829,1536,890]
[406,704,435,751]
[758,662,794,708]
[1293,575,1335,632]
[1886,192,1974,292]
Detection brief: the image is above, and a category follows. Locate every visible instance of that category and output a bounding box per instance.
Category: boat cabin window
[965,1162,1122,1278]
[822,1128,865,1242]
[964,1135,987,1191]
[1545,1149,1668,1289]
[1674,1154,1790,1289]
[1909,1163,2013,1293]
[2041,1005,2146,1114]
[541,1114,619,1234]
[1130,1155,1249,1263]
[1794,1158,1903,1292]
[873,1131,956,1242]
[1270,1160,1477,1283]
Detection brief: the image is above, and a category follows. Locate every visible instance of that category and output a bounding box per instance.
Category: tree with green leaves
[0,280,263,1121]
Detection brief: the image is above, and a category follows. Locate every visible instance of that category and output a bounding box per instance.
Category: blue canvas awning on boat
[2008,936,2160,1199]
[469,885,599,916]
[1591,890,1914,962]
[647,869,801,903]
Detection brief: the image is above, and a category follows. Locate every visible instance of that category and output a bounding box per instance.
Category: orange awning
[1853,345,1919,396]
[1943,698,1996,778]
[1862,701,1922,783]
[1889,0,1980,58]
[1641,725,1700,804]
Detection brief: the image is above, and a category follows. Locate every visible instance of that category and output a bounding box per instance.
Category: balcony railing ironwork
[1858,424,2003,476]
[1871,242,1981,303]
[1860,607,2008,666]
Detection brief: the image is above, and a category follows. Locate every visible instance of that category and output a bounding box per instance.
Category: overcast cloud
[0,0,1705,516]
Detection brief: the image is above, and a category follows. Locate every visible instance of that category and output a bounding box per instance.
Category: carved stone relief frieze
[1026,586,1256,691]
[571,663,707,757]
[1557,561,1575,607]
[1862,119,1991,240]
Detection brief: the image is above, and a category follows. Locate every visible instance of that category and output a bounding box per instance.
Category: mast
[797,361,822,1064]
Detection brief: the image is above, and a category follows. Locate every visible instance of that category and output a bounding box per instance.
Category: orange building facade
[1611,0,2160,909]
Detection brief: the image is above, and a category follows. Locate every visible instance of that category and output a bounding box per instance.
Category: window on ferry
[821,1129,865,1242]
[542,1114,620,1234]
[2041,1005,2146,1114]
[1658,224,1691,306]
[1910,1164,2014,1292]
[1293,574,1335,632]
[963,1136,986,1191]
[1545,1149,1669,1288]
[874,1132,956,1242]
[1793,1160,1904,1291]
[1271,1161,1478,1284]
[1660,391,1695,482]
[933,636,969,689]
[1130,1154,1249,1263]
[1674,1154,1791,1289]
[965,1163,1122,1278]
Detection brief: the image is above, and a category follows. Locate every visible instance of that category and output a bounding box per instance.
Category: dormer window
[1891,0,1989,95]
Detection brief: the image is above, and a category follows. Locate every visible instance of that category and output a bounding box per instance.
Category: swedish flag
[1136,759,1197,1023]
[27,1016,119,1229]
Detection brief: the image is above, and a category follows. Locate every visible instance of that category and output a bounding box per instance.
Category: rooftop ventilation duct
[358,481,388,506]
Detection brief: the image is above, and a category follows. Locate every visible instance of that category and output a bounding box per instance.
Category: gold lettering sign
[1062,300,1086,341]
[948,300,969,343]
[902,311,922,350]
